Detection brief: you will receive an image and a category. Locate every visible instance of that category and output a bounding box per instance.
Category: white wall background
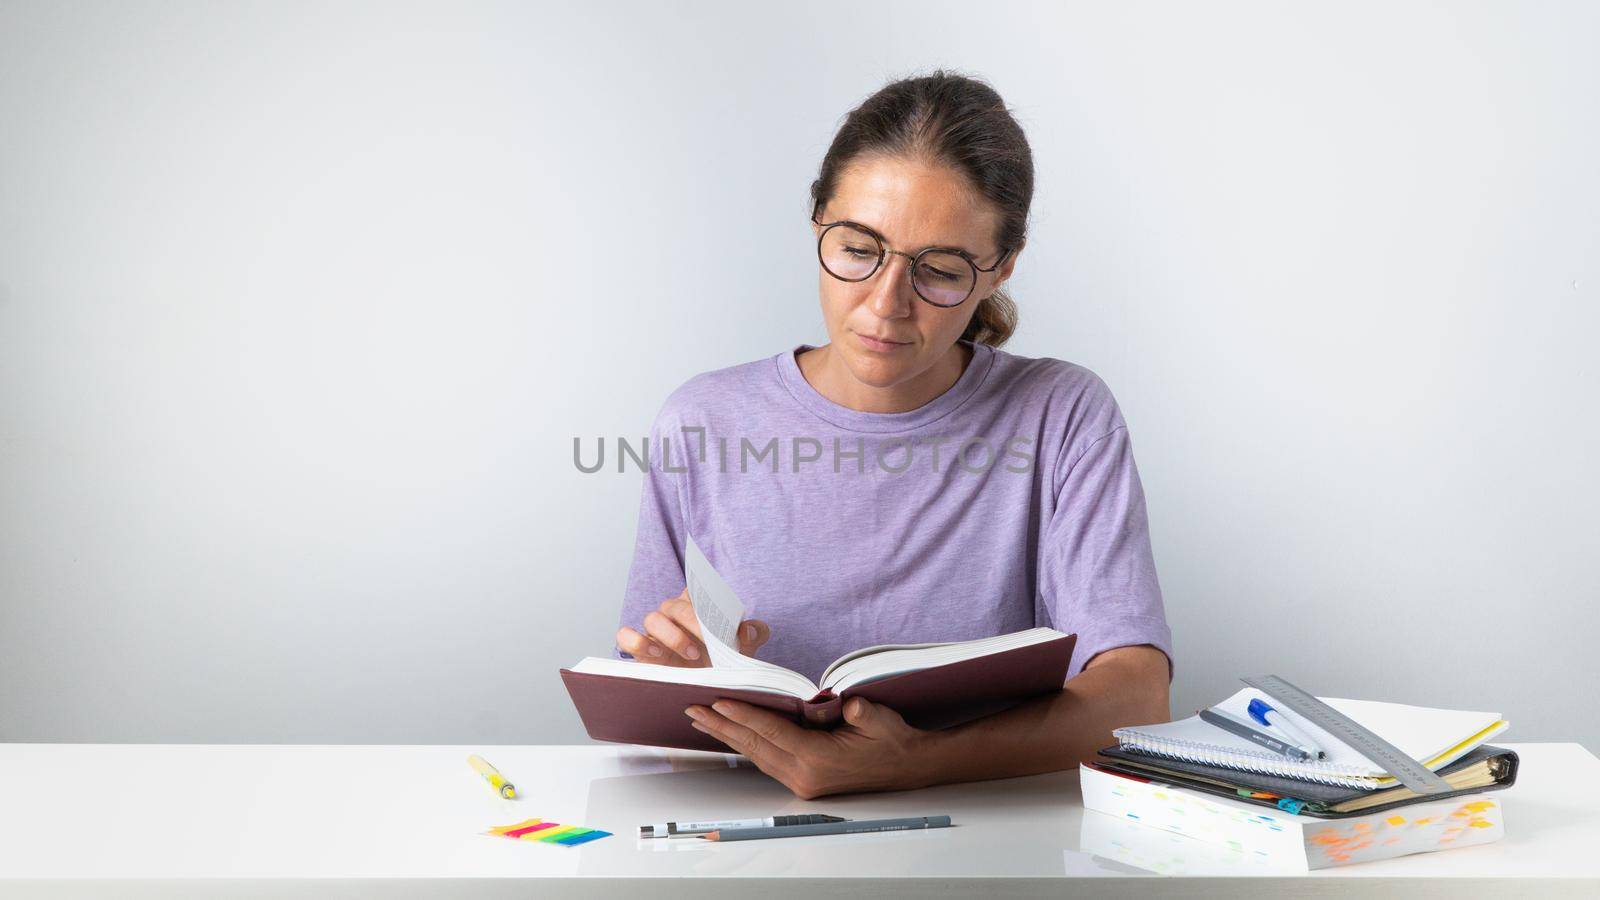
[2,0,1595,750]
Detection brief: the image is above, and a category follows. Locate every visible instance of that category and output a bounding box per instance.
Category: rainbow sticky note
[487,817,612,847]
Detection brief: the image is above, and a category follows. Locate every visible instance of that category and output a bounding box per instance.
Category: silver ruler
[1241,674,1455,795]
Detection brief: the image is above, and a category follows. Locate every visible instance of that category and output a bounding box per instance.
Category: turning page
[682,533,748,669]
[683,534,815,688]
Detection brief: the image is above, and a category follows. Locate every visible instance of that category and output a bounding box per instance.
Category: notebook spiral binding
[1113,734,1387,790]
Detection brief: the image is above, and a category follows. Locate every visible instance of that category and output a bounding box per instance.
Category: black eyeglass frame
[810,206,1013,309]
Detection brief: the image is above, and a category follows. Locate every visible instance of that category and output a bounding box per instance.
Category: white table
[0,742,1595,898]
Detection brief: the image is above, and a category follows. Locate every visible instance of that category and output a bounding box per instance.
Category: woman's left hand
[684,697,933,798]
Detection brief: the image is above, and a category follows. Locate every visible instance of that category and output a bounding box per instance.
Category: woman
[613,70,1174,799]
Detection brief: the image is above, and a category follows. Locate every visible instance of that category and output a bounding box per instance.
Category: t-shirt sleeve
[1038,420,1175,683]
[613,403,694,661]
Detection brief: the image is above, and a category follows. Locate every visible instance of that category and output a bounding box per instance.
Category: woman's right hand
[615,588,771,667]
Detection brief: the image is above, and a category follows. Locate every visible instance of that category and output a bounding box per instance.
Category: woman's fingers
[661,592,703,638]
[644,608,705,663]
[663,597,771,660]
[623,591,764,667]
[617,589,717,667]
[615,626,669,662]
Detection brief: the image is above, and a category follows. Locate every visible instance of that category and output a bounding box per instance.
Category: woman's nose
[864,253,915,319]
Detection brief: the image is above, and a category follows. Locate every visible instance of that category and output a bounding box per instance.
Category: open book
[560,535,1077,753]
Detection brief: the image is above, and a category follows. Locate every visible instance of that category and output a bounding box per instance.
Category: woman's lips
[855,332,911,353]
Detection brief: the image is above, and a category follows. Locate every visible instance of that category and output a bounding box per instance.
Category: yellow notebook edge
[1365,719,1510,788]
[1424,719,1509,769]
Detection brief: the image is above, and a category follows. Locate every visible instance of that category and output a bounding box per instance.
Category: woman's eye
[842,247,874,258]
[920,266,960,282]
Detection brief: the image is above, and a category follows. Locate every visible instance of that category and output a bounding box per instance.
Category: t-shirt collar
[774,339,996,433]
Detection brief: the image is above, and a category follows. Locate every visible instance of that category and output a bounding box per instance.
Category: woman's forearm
[903,644,1173,790]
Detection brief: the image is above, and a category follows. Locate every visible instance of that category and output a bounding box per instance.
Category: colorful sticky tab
[487,817,612,847]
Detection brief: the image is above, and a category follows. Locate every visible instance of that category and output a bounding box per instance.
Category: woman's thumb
[844,697,878,727]
[738,619,771,652]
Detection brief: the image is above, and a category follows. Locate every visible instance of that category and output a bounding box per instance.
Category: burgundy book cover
[559,634,1076,753]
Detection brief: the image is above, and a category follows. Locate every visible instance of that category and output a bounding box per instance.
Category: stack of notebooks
[1081,686,1518,870]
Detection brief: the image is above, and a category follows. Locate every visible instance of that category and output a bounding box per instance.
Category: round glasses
[812,212,1011,308]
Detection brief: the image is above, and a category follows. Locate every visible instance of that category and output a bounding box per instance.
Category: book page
[568,656,818,698]
[820,627,1067,692]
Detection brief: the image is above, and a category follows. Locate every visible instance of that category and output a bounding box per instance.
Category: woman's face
[810,155,1019,395]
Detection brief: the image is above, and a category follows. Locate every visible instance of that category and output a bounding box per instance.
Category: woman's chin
[840,351,921,390]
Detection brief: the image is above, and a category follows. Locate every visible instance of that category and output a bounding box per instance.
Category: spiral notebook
[1112,688,1509,790]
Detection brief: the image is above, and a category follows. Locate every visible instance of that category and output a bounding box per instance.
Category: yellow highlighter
[468,754,516,799]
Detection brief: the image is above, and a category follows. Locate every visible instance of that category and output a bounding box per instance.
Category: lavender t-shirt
[614,340,1174,685]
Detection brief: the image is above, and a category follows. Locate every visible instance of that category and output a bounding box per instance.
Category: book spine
[801,690,843,728]
[1079,765,1506,872]
[1079,763,1308,864]
[1301,795,1505,868]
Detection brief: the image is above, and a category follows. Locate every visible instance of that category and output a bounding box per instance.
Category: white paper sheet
[683,534,760,670]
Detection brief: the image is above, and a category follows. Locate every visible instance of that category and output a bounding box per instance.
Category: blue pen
[1248,698,1326,759]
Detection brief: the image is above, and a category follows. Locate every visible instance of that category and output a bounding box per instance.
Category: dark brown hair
[809,68,1033,347]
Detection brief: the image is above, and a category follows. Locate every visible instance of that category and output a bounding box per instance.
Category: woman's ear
[996,239,1024,286]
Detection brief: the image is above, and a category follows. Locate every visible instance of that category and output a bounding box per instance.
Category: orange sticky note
[488,818,542,835]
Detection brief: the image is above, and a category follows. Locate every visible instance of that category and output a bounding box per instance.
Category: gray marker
[704,815,952,842]
[640,814,845,838]
[1199,707,1313,761]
